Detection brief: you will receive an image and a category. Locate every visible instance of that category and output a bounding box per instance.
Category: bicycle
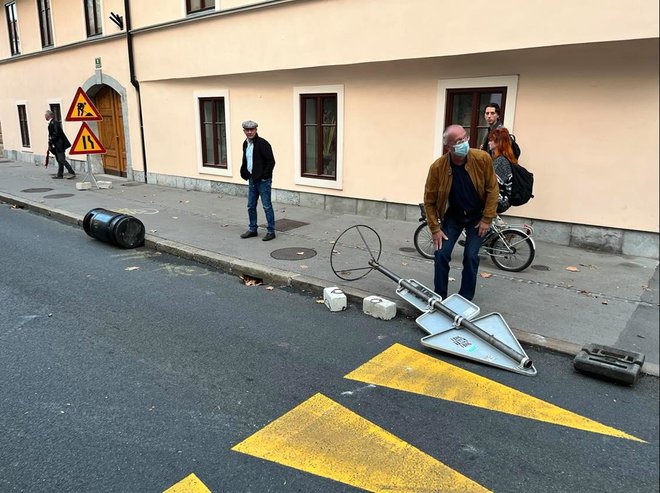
[413,204,536,272]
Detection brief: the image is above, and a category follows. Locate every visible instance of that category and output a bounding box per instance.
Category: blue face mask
[452,140,469,157]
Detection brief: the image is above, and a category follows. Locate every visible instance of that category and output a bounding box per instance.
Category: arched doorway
[95,86,126,176]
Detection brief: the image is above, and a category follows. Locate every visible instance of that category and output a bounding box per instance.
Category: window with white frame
[194,90,232,177]
[17,103,30,147]
[5,2,20,55]
[294,85,344,190]
[84,0,102,37]
[186,0,214,15]
[37,0,54,47]
[435,76,519,158]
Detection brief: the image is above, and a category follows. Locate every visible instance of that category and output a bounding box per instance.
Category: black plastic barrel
[83,208,145,249]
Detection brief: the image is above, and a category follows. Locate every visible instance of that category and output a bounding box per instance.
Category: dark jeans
[247,178,275,233]
[54,150,75,177]
[434,214,482,301]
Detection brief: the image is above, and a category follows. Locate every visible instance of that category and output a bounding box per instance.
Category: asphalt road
[1,203,658,493]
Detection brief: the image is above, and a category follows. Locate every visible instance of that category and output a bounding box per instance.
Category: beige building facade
[1,0,658,256]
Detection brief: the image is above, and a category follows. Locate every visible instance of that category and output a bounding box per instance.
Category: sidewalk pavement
[1,159,658,376]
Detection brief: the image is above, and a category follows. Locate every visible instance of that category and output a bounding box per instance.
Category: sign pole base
[79,155,99,190]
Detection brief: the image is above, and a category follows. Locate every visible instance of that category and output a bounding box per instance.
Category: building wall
[0,38,139,170]
[130,0,659,80]
[0,0,658,254]
[139,39,658,233]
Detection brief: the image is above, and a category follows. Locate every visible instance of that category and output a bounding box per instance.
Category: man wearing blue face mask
[423,124,499,300]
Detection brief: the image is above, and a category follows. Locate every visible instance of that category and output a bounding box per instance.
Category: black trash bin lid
[113,216,145,248]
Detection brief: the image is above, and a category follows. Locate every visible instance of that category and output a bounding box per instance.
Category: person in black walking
[45,110,75,179]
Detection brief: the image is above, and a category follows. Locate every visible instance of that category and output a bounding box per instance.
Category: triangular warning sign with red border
[69,122,107,155]
[65,87,102,122]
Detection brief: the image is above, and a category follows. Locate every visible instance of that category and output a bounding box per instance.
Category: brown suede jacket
[423,149,499,234]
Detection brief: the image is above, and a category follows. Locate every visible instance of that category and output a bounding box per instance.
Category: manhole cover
[121,182,143,187]
[273,218,309,232]
[531,265,550,271]
[43,193,75,199]
[270,247,317,260]
[21,188,54,193]
[399,247,416,253]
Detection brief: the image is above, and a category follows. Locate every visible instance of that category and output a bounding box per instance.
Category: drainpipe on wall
[124,0,148,183]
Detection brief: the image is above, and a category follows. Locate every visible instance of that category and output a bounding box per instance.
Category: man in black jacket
[45,110,75,179]
[239,120,276,241]
[480,103,503,155]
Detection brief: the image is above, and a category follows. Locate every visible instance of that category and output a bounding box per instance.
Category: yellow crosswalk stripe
[232,393,490,492]
[163,473,212,493]
[345,343,645,443]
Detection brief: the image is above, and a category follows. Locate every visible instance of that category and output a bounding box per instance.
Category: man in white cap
[239,120,277,241]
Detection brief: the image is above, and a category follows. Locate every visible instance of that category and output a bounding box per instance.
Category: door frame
[82,72,133,178]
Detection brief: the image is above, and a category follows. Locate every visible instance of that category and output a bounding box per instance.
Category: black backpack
[510,134,521,159]
[509,163,534,206]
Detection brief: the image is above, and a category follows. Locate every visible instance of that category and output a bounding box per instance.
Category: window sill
[294,174,342,190]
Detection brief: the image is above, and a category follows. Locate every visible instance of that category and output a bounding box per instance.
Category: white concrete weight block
[75,181,92,190]
[97,181,113,189]
[323,287,347,312]
[363,295,397,320]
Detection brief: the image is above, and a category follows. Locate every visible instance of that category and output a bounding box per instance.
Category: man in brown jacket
[423,124,499,300]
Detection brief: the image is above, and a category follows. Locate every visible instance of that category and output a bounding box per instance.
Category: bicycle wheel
[487,229,535,272]
[413,222,435,259]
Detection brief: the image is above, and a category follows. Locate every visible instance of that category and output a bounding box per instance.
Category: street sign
[69,122,107,155]
[65,87,102,122]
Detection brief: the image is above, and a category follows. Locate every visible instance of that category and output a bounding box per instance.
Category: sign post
[65,87,104,189]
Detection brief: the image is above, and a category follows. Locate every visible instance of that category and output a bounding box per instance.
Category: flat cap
[242,120,258,129]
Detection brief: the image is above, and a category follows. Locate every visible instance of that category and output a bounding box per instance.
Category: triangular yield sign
[65,87,102,122]
[69,122,107,155]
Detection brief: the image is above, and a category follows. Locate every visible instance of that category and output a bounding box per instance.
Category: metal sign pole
[80,155,99,189]
[330,224,537,376]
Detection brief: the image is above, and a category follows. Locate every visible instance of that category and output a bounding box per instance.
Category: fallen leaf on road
[602,300,609,305]
[239,274,262,286]
[448,277,456,282]
[479,272,493,278]
[172,216,178,219]
[315,299,325,304]
[300,265,309,269]
[565,266,580,272]
[401,261,408,266]
[125,266,140,271]
[149,230,157,233]
[580,263,598,269]
[265,286,274,291]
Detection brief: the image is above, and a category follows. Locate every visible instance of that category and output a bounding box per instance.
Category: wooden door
[95,86,126,176]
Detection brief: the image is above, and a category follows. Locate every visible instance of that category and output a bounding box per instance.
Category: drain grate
[43,193,75,199]
[273,218,309,232]
[22,188,54,193]
[399,247,416,253]
[270,247,317,260]
[531,265,550,271]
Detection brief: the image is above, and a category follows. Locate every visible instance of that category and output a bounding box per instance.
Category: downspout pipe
[124,0,148,183]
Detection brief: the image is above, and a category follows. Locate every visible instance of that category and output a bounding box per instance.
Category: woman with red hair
[487,127,516,213]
